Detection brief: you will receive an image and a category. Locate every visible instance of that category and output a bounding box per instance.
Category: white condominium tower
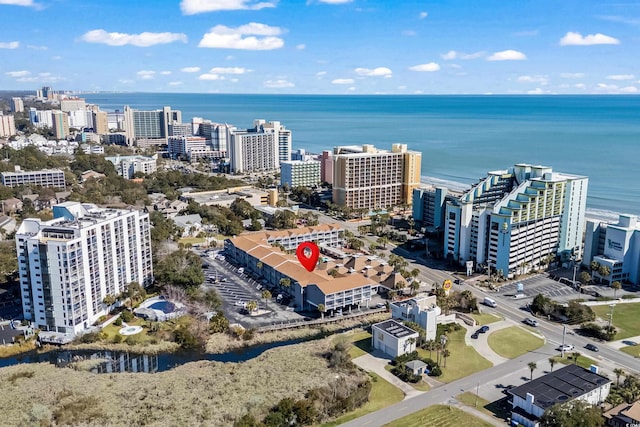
[229,119,292,173]
[16,202,153,335]
[332,143,422,211]
[445,164,588,278]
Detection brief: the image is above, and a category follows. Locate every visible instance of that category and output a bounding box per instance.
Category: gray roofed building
[509,364,611,427]
[371,319,419,359]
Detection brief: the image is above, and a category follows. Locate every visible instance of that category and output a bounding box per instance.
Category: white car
[523,318,538,327]
[558,344,574,351]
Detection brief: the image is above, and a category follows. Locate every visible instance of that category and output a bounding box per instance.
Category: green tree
[154,249,205,289]
[246,300,258,313]
[409,281,420,296]
[614,368,625,387]
[611,281,622,298]
[598,265,611,281]
[0,241,18,285]
[442,348,451,367]
[229,198,255,219]
[261,290,272,310]
[590,261,600,273]
[528,362,537,380]
[279,277,291,293]
[318,303,326,319]
[376,236,389,249]
[579,271,592,286]
[548,358,556,372]
[570,352,580,364]
[540,400,604,427]
[102,294,116,307]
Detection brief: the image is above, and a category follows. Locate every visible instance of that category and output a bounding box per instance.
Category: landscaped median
[487,326,545,359]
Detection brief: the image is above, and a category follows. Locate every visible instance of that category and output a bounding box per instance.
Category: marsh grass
[0,337,353,426]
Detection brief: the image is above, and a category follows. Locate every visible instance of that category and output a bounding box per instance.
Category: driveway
[463,319,511,366]
[352,351,425,399]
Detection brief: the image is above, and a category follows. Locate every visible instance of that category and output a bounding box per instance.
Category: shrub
[52,396,104,426]
[429,365,442,377]
[579,322,617,341]
[242,328,255,341]
[113,317,123,326]
[120,310,134,322]
[622,294,637,300]
[112,335,123,344]
[8,370,35,384]
[79,332,103,344]
[174,327,198,349]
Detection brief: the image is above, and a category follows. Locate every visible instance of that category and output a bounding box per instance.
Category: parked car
[478,325,490,333]
[375,303,385,309]
[585,343,599,352]
[557,344,574,351]
[523,318,538,327]
[471,332,479,339]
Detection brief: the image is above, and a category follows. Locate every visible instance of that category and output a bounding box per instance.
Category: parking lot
[497,274,582,302]
[199,252,308,328]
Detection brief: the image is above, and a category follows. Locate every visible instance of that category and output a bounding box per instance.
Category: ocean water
[81,93,640,219]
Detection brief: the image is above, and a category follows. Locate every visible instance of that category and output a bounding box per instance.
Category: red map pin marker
[296,242,320,272]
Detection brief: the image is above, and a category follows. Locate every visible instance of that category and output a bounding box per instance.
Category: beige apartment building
[332,143,422,211]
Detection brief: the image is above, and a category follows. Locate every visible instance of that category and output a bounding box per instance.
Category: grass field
[487,327,545,359]
[551,353,599,370]
[419,329,492,383]
[322,372,404,427]
[0,337,363,427]
[472,313,502,326]
[620,345,640,358]
[592,303,640,340]
[177,237,206,245]
[456,392,511,421]
[382,404,493,427]
[344,331,372,359]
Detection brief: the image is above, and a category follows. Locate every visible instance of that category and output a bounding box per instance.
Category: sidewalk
[352,352,425,400]
[608,336,640,350]
[462,319,512,366]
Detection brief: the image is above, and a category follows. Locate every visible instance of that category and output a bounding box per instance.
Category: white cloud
[264,79,294,88]
[487,50,527,61]
[597,83,618,90]
[5,70,30,77]
[27,44,47,50]
[409,62,440,72]
[118,79,134,84]
[560,72,585,78]
[574,83,586,89]
[419,11,428,19]
[316,0,353,3]
[397,85,407,90]
[199,73,224,80]
[0,0,36,6]
[51,55,62,60]
[607,74,634,81]
[160,71,172,75]
[181,66,201,73]
[517,75,548,85]
[137,70,156,80]
[348,86,356,91]
[169,81,184,86]
[180,0,276,15]
[440,50,485,60]
[16,76,38,82]
[230,78,239,83]
[559,32,620,46]
[198,23,284,50]
[332,78,354,84]
[598,15,640,26]
[208,66,250,74]
[316,71,327,77]
[619,86,638,93]
[0,41,19,49]
[527,88,548,95]
[354,67,392,78]
[402,30,417,36]
[447,63,462,69]
[80,29,187,47]
[296,44,305,50]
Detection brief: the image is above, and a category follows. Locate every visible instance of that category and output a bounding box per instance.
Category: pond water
[0,338,306,374]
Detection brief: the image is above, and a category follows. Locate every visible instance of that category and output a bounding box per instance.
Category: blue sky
[0,0,639,94]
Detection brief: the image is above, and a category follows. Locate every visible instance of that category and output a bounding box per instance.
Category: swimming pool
[148,301,177,314]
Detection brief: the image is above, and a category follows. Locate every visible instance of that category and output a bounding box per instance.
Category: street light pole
[561,325,566,358]
[608,304,616,330]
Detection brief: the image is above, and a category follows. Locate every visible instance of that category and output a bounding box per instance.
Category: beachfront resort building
[332,144,422,211]
[229,120,292,173]
[583,214,640,286]
[15,202,153,335]
[390,294,441,341]
[123,105,182,146]
[416,164,588,278]
[280,160,321,188]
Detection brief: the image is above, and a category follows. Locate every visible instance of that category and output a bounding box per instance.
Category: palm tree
[614,368,625,387]
[410,268,420,281]
[571,352,580,365]
[528,362,537,380]
[318,303,326,319]
[442,349,451,367]
[590,261,600,273]
[246,300,258,313]
[425,339,436,359]
[612,281,622,299]
[405,337,416,352]
[256,261,263,278]
[598,265,611,282]
[409,281,420,296]
[279,277,291,293]
[548,358,556,372]
[261,290,272,310]
[377,236,389,249]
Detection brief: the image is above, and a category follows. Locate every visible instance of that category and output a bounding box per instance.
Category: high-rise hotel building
[332,144,422,211]
[123,106,182,145]
[229,120,291,173]
[16,202,153,335]
[439,164,588,277]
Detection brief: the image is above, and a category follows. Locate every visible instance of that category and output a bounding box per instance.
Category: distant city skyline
[0,0,638,95]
